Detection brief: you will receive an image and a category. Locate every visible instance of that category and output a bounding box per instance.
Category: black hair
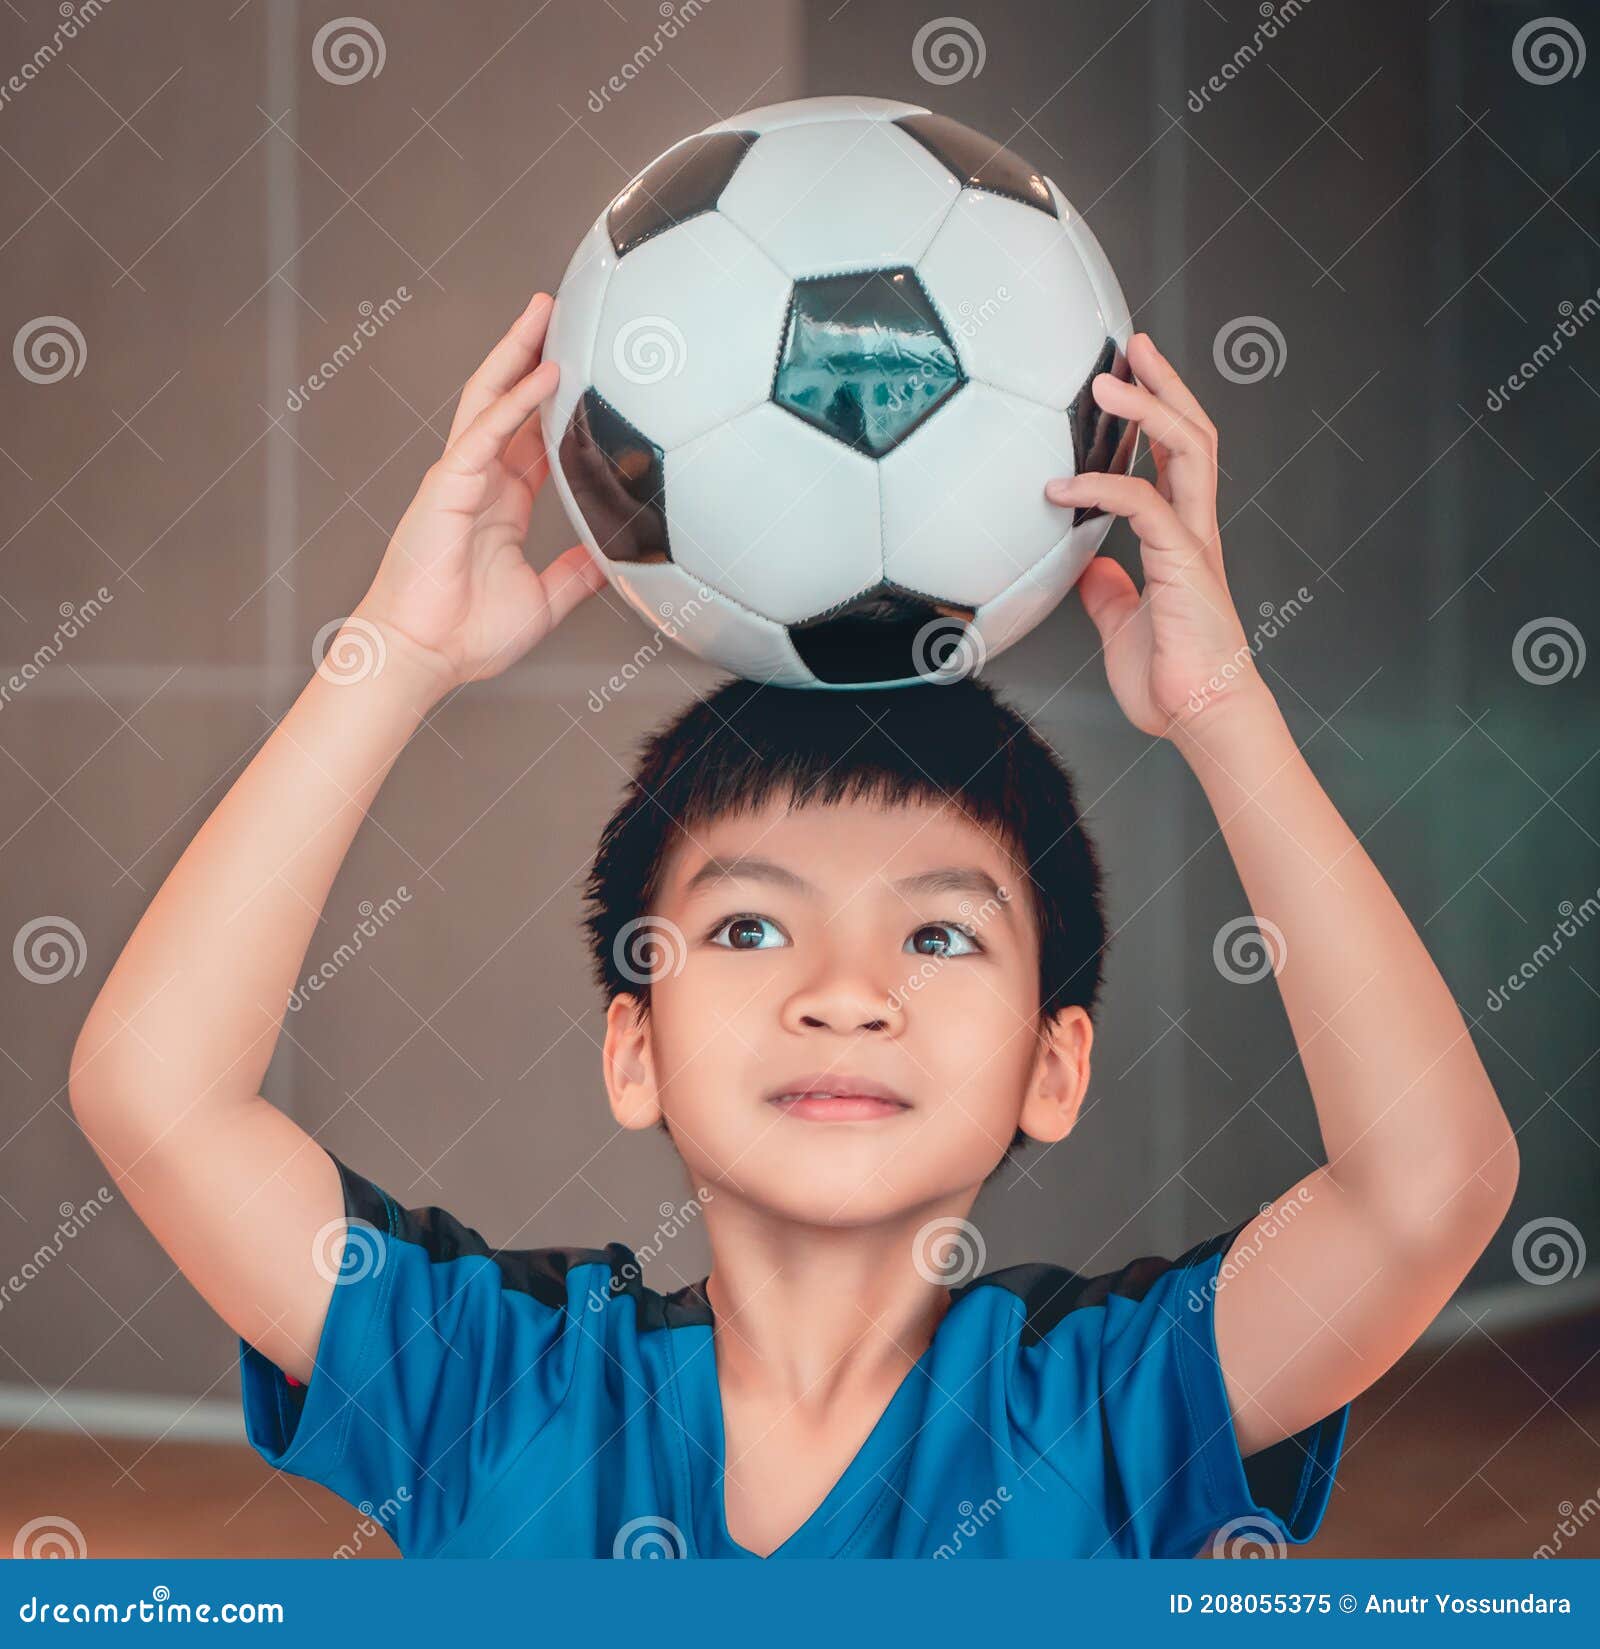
[580,673,1108,1179]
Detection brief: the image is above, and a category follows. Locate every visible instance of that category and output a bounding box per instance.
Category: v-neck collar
[671,1274,952,1559]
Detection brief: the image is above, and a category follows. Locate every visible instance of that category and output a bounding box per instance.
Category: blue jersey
[239,1150,1348,1558]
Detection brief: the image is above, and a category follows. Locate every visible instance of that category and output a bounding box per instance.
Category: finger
[1045,473,1207,583]
[441,359,560,480]
[447,292,554,449]
[1075,554,1141,647]
[503,403,551,487]
[1127,332,1216,440]
[1090,372,1217,540]
[540,543,609,630]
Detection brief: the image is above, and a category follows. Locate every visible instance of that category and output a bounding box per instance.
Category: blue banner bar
[0,1559,1592,1642]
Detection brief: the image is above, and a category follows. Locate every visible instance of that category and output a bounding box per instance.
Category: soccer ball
[541,94,1136,690]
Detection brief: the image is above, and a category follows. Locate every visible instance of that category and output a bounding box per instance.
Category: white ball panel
[880,383,1076,607]
[718,118,961,279]
[665,402,882,625]
[706,96,928,136]
[970,513,1115,660]
[603,559,815,687]
[917,189,1108,411]
[590,211,791,452]
[1046,178,1133,347]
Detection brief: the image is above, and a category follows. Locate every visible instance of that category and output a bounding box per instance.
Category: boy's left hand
[1044,333,1265,740]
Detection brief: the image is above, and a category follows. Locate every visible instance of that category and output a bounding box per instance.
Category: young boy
[68,294,1519,1559]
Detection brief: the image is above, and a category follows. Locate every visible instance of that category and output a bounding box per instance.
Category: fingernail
[1046,477,1077,500]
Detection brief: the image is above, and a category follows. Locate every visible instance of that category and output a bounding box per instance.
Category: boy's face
[602,791,1091,1225]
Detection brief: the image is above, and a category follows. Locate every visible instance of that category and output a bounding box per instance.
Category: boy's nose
[783,975,903,1036]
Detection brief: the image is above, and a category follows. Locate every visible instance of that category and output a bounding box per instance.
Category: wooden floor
[3,1311,1595,1559]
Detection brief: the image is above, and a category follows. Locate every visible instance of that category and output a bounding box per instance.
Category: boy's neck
[697,1191,970,1405]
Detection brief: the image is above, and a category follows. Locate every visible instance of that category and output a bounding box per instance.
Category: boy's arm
[1174,687,1518,1456]
[69,641,451,1385]
[69,290,603,1386]
[1054,332,1518,1459]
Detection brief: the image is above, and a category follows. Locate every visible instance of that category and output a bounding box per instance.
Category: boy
[69,293,1519,1559]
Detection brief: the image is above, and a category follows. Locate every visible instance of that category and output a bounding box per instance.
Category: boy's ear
[1018,1006,1092,1146]
[603,993,662,1131]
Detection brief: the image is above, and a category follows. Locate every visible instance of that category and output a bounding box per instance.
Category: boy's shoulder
[330,1147,712,1324]
[949,1222,1246,1346]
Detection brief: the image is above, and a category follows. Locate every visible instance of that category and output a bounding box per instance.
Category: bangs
[582,673,1107,1028]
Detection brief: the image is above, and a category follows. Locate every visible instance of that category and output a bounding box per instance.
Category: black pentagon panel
[787,582,976,686]
[606,130,758,257]
[773,269,965,458]
[892,112,1055,218]
[558,389,669,564]
[1068,338,1137,525]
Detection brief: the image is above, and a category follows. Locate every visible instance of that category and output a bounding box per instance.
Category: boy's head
[581,674,1107,1225]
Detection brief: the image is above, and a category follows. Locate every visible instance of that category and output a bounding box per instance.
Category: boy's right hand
[353,290,609,691]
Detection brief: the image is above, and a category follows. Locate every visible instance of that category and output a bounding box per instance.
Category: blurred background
[0,0,1596,1560]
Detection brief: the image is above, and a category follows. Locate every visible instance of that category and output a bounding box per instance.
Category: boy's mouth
[764,1075,911,1122]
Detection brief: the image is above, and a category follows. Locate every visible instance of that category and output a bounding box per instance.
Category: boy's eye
[906,921,982,960]
[708,914,789,950]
